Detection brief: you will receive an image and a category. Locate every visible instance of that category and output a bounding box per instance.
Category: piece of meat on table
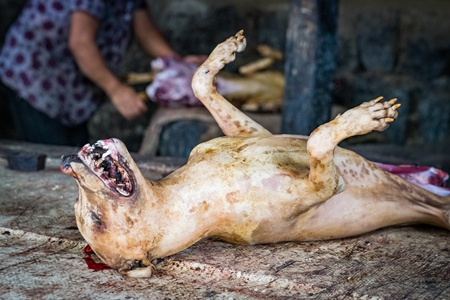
[145,56,284,111]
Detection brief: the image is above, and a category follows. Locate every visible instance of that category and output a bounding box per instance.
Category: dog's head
[60,138,142,199]
[61,138,156,276]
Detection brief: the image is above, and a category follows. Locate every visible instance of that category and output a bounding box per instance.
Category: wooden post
[281,0,338,135]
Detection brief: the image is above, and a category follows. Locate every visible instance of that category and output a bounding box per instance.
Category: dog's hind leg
[306,97,401,199]
[192,31,272,138]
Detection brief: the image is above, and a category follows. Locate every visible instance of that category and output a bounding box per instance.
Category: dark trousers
[4,85,89,147]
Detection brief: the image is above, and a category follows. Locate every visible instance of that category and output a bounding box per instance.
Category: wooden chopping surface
[0,140,449,299]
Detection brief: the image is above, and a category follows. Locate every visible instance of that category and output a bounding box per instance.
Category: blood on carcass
[83,245,111,271]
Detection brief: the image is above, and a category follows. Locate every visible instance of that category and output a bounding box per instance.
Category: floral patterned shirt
[0,0,146,126]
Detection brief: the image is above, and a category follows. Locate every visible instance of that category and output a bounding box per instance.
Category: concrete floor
[0,140,449,299]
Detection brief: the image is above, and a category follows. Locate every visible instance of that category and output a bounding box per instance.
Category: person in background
[0,0,185,146]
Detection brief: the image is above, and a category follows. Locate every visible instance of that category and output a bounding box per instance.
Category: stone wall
[143,0,450,147]
[1,0,449,150]
[335,5,450,145]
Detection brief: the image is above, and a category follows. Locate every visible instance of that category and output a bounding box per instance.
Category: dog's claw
[374,96,384,103]
[393,103,401,110]
[389,98,398,105]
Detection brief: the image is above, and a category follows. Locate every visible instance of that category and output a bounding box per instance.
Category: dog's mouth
[61,140,135,197]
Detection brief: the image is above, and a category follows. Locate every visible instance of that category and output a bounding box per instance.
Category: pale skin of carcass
[62,31,450,277]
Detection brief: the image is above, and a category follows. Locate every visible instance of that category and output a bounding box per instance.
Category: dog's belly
[162,135,387,245]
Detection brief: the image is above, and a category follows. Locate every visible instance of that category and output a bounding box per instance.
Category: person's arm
[68,11,147,120]
[133,9,207,65]
[132,9,178,58]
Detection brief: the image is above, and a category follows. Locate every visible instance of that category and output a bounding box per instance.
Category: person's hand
[109,83,148,120]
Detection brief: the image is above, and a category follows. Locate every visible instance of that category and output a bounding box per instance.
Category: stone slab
[0,140,449,299]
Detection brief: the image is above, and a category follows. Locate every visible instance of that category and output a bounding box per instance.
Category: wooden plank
[281,0,339,135]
